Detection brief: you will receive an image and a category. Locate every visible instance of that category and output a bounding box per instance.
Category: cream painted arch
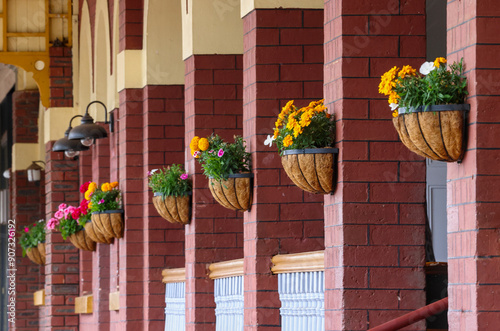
[108,0,119,110]
[143,0,184,85]
[93,0,111,121]
[78,0,92,115]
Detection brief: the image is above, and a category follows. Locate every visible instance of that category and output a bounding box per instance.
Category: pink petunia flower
[98,199,105,205]
[208,150,214,154]
[180,174,188,180]
[54,210,64,220]
[24,227,29,233]
[218,149,224,157]
[46,217,60,230]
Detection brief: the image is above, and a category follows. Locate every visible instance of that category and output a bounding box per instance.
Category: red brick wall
[50,47,73,108]
[10,90,45,331]
[12,90,40,143]
[11,171,45,331]
[118,0,144,51]
[323,0,427,329]
[115,88,144,331]
[242,8,325,329]
[142,85,185,330]
[41,142,80,331]
[184,54,244,330]
[446,0,500,328]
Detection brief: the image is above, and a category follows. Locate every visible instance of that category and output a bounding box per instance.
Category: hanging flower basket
[37,242,46,264]
[208,173,253,211]
[393,104,469,162]
[68,229,96,251]
[281,148,338,194]
[152,193,191,224]
[91,210,124,239]
[84,220,113,244]
[26,246,45,265]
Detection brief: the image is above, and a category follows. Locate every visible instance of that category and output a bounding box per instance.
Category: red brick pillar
[184,54,244,330]
[41,142,80,331]
[80,132,111,331]
[108,108,120,331]
[78,152,93,328]
[10,89,45,331]
[242,8,325,329]
[447,1,500,329]
[142,85,185,330]
[50,46,73,108]
[323,0,427,329]
[117,88,145,331]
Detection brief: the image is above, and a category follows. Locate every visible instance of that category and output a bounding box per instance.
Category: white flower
[419,61,435,75]
[264,135,275,147]
[390,103,399,111]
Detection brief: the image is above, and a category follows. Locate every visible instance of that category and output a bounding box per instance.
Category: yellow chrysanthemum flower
[378,66,399,96]
[293,124,303,138]
[88,182,97,193]
[283,135,293,147]
[198,138,209,151]
[189,136,200,151]
[434,57,447,68]
[299,112,312,127]
[282,100,294,113]
[85,189,93,201]
[398,65,416,78]
[275,118,283,128]
[110,181,119,189]
[392,110,398,118]
[273,128,279,139]
[286,114,298,130]
[101,183,111,192]
[388,91,400,104]
[88,201,93,208]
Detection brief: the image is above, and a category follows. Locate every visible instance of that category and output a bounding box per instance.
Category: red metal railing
[368,297,448,331]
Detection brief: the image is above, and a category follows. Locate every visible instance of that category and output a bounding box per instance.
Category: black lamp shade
[53,135,90,152]
[68,102,111,142]
[68,121,108,141]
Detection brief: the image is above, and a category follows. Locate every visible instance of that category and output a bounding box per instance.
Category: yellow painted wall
[241,0,323,17]
[181,0,243,59]
[143,0,184,85]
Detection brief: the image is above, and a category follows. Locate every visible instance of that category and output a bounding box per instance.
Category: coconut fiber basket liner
[84,220,113,244]
[281,148,339,194]
[91,210,124,239]
[26,246,45,265]
[393,104,469,162]
[153,193,191,225]
[37,242,46,263]
[208,173,253,212]
[68,230,96,251]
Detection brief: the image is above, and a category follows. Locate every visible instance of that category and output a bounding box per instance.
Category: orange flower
[101,183,111,192]
[110,182,119,189]
[198,138,209,151]
[434,57,447,68]
[283,135,293,147]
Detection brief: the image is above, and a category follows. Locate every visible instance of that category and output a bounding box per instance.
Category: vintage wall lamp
[68,100,113,147]
[52,115,90,157]
[27,161,46,182]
